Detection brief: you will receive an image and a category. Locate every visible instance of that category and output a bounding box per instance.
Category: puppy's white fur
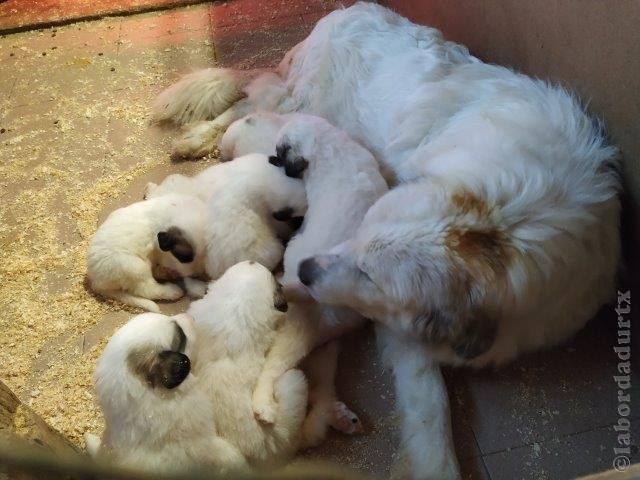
[90,312,247,473]
[220,111,291,160]
[188,261,308,468]
[87,194,207,312]
[145,154,306,279]
[251,115,388,447]
[152,3,620,478]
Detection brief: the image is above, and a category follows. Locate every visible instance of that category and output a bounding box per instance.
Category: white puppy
[87,193,207,312]
[145,154,307,280]
[188,261,308,468]
[88,312,247,474]
[250,115,388,447]
[220,111,292,160]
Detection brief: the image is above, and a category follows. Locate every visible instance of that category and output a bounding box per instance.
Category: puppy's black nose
[298,257,321,286]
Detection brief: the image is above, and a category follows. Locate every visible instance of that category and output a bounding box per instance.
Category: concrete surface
[0,2,638,479]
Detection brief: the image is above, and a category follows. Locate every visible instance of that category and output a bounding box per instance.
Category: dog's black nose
[298,257,322,286]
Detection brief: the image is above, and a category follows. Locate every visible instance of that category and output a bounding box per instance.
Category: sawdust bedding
[0,10,218,446]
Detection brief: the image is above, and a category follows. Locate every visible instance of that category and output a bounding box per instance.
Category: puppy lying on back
[188,261,308,468]
[88,262,307,473]
[87,193,207,312]
[87,312,247,474]
[145,154,307,280]
[251,115,388,446]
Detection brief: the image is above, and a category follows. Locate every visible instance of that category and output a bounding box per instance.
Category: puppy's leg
[138,280,183,301]
[208,437,248,472]
[184,277,207,298]
[270,369,308,453]
[108,291,160,312]
[300,340,362,448]
[171,99,252,161]
[252,307,361,425]
[252,306,319,424]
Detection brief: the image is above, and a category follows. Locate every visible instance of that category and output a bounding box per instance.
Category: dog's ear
[149,351,191,389]
[157,227,194,263]
[413,307,497,360]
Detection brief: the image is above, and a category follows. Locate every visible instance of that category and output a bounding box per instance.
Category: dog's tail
[376,326,461,480]
[152,68,256,126]
[106,291,160,313]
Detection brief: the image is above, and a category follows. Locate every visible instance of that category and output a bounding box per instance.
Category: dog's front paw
[329,401,363,435]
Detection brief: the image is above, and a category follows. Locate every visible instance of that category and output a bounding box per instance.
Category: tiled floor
[0,2,637,479]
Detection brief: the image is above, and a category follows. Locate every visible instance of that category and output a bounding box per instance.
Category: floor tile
[453,316,640,455]
[209,0,331,29]
[482,420,640,480]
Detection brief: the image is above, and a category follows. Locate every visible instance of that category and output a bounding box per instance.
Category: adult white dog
[152,3,621,478]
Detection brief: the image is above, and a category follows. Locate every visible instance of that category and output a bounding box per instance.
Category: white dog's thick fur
[152,3,620,478]
[250,115,388,447]
[87,194,207,312]
[220,111,291,160]
[145,154,306,279]
[89,312,248,473]
[187,261,308,468]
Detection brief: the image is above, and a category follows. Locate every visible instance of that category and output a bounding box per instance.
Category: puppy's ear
[284,157,308,179]
[150,351,191,389]
[274,282,288,312]
[272,207,294,222]
[157,227,194,263]
[269,155,284,167]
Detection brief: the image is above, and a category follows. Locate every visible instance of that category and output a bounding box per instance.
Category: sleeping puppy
[251,114,388,446]
[144,154,307,280]
[187,261,308,469]
[86,312,247,474]
[220,110,293,160]
[87,193,207,312]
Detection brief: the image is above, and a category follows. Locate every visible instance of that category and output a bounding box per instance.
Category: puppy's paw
[184,277,207,298]
[252,390,277,425]
[159,283,184,301]
[143,182,157,200]
[329,401,363,435]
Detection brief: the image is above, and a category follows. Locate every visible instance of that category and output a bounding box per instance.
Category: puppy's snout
[298,257,323,286]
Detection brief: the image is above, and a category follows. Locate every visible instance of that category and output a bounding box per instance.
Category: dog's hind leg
[300,340,363,448]
[377,326,460,480]
[171,99,253,161]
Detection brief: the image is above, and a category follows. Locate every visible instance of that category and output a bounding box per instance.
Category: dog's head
[291,183,509,363]
[94,312,198,421]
